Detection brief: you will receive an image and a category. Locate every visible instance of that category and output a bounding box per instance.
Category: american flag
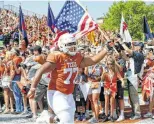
[54,0,98,41]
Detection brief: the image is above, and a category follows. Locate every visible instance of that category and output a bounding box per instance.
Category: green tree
[102,1,154,40]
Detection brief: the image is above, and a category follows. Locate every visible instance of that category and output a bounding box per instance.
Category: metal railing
[0,2,44,18]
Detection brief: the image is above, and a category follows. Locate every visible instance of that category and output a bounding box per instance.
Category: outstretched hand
[27,89,35,99]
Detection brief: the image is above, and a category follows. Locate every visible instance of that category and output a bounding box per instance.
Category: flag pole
[19,29,21,42]
[98,27,109,41]
[83,3,109,42]
[19,2,21,43]
[48,0,50,46]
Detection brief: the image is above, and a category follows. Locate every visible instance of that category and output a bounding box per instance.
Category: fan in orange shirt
[8,48,22,78]
[10,49,22,67]
[0,58,5,79]
[33,45,46,65]
[27,33,114,123]
[0,57,15,114]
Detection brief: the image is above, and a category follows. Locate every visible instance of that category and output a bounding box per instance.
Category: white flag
[120,14,132,43]
[79,83,90,101]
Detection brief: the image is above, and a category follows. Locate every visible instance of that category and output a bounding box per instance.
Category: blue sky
[3,1,153,20]
[3,1,114,20]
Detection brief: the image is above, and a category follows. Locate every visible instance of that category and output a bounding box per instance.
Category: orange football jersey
[47,51,83,95]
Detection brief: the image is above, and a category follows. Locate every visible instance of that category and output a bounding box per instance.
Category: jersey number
[64,68,78,84]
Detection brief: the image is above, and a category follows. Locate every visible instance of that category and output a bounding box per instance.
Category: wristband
[30,88,36,92]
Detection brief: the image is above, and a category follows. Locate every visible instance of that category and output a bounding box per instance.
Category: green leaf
[101,1,154,40]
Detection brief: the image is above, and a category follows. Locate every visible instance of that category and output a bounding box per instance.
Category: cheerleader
[101,57,124,122]
[143,48,154,118]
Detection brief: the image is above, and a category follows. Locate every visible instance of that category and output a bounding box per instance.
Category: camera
[114,42,122,52]
[114,42,132,53]
[18,63,27,69]
[117,34,121,38]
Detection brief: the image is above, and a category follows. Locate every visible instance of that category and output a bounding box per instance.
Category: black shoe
[110,116,114,122]
[99,113,105,119]
[102,115,108,122]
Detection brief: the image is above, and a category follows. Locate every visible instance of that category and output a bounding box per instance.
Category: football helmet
[58,33,77,56]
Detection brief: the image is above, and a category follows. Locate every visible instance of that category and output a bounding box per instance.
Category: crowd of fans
[0,7,154,124]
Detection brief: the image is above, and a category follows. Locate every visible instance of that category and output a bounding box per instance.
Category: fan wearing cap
[132,42,144,52]
[119,41,144,120]
[27,33,114,123]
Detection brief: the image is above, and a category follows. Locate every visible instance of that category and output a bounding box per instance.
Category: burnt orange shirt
[34,55,46,65]
[47,51,83,95]
[0,65,5,78]
[10,56,22,71]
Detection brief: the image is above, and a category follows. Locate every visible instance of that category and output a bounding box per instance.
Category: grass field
[0,40,3,47]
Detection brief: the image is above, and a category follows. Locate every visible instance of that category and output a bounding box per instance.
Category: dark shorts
[100,87,105,101]
[34,81,47,102]
[76,98,86,107]
[116,80,124,100]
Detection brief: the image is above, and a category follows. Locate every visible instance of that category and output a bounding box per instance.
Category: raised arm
[119,41,133,55]
[80,47,108,68]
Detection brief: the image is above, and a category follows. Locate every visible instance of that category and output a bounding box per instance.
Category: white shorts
[47,90,75,114]
[88,83,101,95]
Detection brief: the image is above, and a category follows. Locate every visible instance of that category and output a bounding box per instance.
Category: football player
[27,33,113,123]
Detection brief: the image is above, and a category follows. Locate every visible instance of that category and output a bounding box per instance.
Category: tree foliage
[102,1,154,40]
